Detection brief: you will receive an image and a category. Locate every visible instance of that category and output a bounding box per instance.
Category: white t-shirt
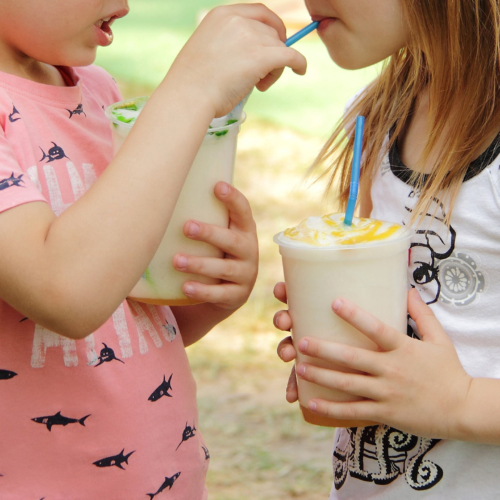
[329,131,500,499]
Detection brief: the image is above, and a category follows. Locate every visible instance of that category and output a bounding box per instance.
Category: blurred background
[97,1,378,498]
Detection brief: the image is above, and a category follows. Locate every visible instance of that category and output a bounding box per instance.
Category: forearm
[171,303,237,347]
[0,3,298,338]
[1,78,215,338]
[454,378,500,445]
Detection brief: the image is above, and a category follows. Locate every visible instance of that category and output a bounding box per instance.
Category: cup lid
[105,97,246,135]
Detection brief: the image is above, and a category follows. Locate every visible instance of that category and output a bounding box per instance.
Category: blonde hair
[314,0,500,224]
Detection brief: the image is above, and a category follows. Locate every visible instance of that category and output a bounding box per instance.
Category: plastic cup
[105,97,245,306]
[274,225,412,427]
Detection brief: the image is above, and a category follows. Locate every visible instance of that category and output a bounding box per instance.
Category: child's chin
[327,49,383,71]
[59,50,98,68]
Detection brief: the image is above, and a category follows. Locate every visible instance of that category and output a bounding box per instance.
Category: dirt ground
[187,118,339,499]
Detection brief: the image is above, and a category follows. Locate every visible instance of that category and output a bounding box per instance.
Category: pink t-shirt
[0,66,209,500]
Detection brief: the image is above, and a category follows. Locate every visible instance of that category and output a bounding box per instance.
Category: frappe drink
[106,97,244,305]
[274,213,412,427]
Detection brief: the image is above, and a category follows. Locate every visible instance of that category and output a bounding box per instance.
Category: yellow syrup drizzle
[284,215,402,246]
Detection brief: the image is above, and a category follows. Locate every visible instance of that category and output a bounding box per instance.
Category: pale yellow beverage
[106,97,245,305]
[274,213,412,427]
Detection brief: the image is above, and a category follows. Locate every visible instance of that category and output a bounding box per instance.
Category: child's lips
[310,15,338,30]
[317,17,338,31]
[94,7,128,47]
[94,16,119,46]
[94,20,114,47]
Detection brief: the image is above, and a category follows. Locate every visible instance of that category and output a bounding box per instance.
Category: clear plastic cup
[106,97,245,305]
[274,225,412,427]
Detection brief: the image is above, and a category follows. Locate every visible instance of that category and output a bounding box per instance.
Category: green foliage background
[96,0,379,137]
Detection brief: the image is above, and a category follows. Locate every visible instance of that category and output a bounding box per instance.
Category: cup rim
[273,227,413,251]
[105,96,247,134]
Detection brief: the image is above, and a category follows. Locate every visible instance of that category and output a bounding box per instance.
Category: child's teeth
[95,17,111,28]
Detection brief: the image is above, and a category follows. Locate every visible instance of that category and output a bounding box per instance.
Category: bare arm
[0,80,213,339]
[171,304,232,348]
[0,5,306,340]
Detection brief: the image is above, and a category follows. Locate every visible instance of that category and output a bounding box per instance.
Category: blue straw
[285,21,320,46]
[344,116,365,227]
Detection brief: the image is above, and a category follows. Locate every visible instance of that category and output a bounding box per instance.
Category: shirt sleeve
[0,125,47,214]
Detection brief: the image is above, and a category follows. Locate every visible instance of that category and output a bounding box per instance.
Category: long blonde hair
[314,0,500,224]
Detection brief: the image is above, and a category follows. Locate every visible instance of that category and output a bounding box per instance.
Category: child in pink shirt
[0,1,306,498]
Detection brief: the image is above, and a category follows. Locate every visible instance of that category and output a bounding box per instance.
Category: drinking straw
[285,21,320,47]
[344,116,366,226]
[227,22,319,122]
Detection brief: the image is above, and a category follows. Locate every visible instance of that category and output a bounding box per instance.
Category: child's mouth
[317,18,337,31]
[95,16,117,46]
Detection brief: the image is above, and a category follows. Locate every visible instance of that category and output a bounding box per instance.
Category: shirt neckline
[389,127,500,185]
[0,66,82,108]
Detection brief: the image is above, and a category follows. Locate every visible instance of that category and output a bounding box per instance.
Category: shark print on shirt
[147,472,181,499]
[39,142,70,163]
[176,422,197,450]
[93,449,135,470]
[0,64,208,497]
[32,411,90,432]
[8,105,21,122]
[66,103,86,118]
[0,369,17,380]
[148,374,173,402]
[0,172,24,190]
[94,343,124,367]
[162,321,177,342]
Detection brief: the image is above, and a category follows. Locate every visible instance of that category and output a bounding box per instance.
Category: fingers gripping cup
[274,213,412,427]
[106,97,245,305]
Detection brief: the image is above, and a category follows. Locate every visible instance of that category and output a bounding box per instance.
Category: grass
[95,1,380,497]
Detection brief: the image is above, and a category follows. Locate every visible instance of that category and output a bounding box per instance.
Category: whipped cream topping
[277,213,406,247]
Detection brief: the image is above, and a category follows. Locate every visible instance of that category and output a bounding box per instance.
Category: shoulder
[74,65,122,106]
[342,86,370,135]
[345,86,369,116]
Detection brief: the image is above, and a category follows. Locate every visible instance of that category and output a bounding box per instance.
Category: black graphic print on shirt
[202,445,210,460]
[147,472,181,499]
[406,196,457,306]
[176,422,196,450]
[406,191,486,308]
[66,103,86,118]
[148,374,173,402]
[334,426,443,491]
[93,449,135,470]
[162,320,177,342]
[0,172,24,191]
[0,369,17,380]
[9,105,21,122]
[32,411,90,431]
[39,142,70,163]
[94,343,124,367]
